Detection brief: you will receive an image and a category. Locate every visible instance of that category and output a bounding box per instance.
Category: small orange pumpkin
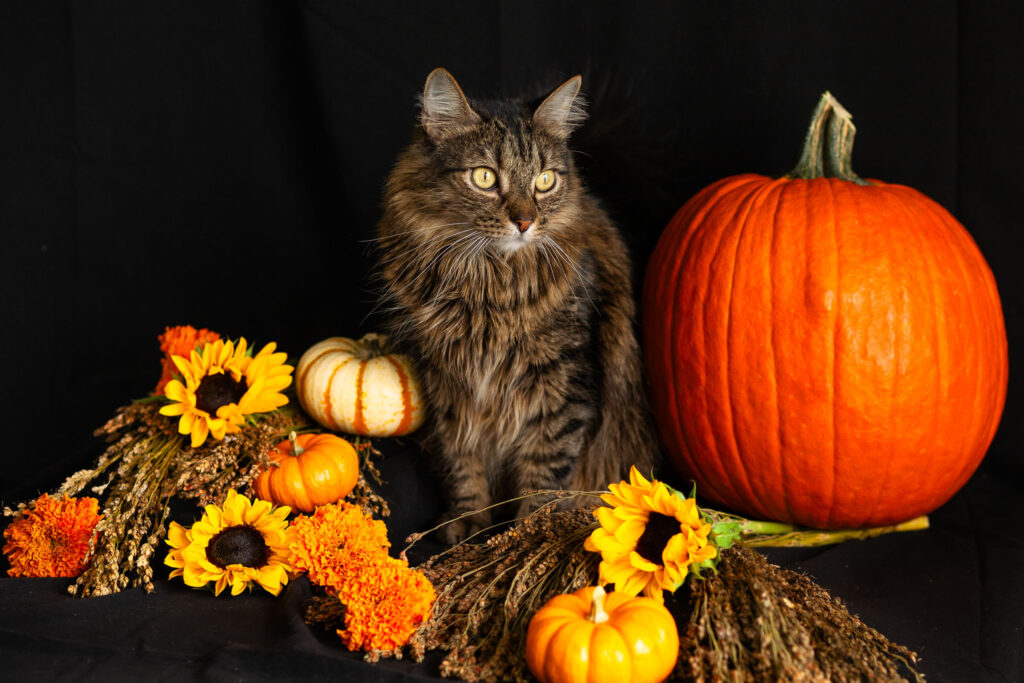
[253,432,358,513]
[526,586,679,683]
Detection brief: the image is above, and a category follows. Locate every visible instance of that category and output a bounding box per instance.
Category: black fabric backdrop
[1,1,1022,681]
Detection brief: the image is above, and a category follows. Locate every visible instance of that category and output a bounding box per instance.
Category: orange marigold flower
[288,501,435,652]
[288,501,391,592]
[155,325,221,393]
[3,494,102,578]
[337,556,436,652]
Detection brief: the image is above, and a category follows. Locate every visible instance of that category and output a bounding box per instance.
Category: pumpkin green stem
[588,586,610,624]
[789,91,871,185]
[288,431,305,457]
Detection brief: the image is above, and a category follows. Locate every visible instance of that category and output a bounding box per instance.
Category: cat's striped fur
[375,69,658,542]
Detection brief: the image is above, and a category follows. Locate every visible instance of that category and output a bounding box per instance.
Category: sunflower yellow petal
[166,522,190,548]
[252,341,275,358]
[613,517,646,545]
[587,530,627,555]
[629,466,652,489]
[629,551,661,572]
[158,402,187,417]
[202,503,224,529]
[178,410,196,436]
[178,414,197,438]
[245,498,273,525]
[183,563,210,588]
[164,550,185,569]
[230,576,248,596]
[612,504,646,522]
[643,582,666,603]
[207,417,228,441]
[162,379,188,402]
[619,568,650,597]
[223,490,247,524]
[594,506,624,531]
[190,419,209,448]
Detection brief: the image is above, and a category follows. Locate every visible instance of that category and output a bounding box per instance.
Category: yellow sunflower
[584,466,718,602]
[159,337,293,447]
[165,489,293,596]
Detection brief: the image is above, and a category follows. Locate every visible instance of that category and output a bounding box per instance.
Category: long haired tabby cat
[375,68,658,543]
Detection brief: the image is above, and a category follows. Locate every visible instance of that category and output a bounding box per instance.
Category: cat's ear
[420,68,482,141]
[533,75,587,137]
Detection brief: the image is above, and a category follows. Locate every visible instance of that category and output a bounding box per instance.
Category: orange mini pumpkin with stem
[525,586,679,683]
[253,432,358,513]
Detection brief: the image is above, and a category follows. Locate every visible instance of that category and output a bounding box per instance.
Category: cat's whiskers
[431,235,487,307]
[374,226,476,269]
[405,230,481,294]
[537,240,559,286]
[359,221,471,244]
[364,227,478,327]
[542,235,599,315]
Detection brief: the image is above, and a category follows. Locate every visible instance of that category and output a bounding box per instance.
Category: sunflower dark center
[635,512,681,565]
[207,525,270,569]
[194,373,247,415]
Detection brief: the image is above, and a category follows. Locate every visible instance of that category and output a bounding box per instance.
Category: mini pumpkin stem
[357,333,388,360]
[588,586,610,624]
[288,431,305,457]
[789,91,870,185]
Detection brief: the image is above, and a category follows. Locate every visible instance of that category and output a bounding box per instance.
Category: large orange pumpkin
[642,93,1007,529]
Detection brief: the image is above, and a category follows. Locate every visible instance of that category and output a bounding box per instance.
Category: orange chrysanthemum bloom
[289,501,391,591]
[289,501,435,652]
[156,325,221,393]
[338,556,436,652]
[3,494,102,578]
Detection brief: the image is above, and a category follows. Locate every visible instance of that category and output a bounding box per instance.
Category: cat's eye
[471,167,498,190]
[535,170,557,192]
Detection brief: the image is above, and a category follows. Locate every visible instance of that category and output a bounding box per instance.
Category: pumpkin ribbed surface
[253,433,358,513]
[642,171,1007,528]
[525,586,678,683]
[296,334,425,437]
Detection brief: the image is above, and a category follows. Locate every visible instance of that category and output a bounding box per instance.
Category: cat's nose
[514,218,534,233]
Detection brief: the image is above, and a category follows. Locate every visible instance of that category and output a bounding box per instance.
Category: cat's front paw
[438,509,492,545]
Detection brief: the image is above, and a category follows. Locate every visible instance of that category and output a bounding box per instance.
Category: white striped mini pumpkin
[295,333,426,437]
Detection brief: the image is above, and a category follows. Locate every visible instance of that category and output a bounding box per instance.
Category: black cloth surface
[2,2,1022,681]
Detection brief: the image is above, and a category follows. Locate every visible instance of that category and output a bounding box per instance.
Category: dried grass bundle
[408,499,600,681]
[681,544,924,682]
[46,400,388,598]
[51,401,313,596]
[405,500,925,682]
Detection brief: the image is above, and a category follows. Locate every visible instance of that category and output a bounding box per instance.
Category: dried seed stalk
[681,545,925,682]
[54,401,315,597]
[407,500,600,682]
[403,498,925,683]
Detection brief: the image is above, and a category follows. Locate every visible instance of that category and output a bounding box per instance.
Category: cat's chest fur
[407,248,599,451]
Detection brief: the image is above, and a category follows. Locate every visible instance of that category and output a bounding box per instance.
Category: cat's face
[399,69,588,255]
[430,116,576,252]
